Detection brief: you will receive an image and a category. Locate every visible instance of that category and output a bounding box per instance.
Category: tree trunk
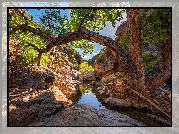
[126,9,146,93]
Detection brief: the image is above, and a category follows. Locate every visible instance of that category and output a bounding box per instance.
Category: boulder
[83,71,95,81]
[9,92,64,126]
[78,71,95,81]
[104,97,132,108]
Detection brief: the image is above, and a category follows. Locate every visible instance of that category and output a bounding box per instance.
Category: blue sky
[19,2,127,60]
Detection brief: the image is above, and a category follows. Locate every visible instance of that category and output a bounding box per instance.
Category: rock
[9,92,64,126]
[101,77,108,84]
[51,86,68,102]
[30,104,146,126]
[30,104,102,126]
[98,90,105,95]
[104,97,132,108]
[77,74,84,81]
[78,71,95,81]
[97,109,146,126]
[94,49,118,74]
[83,71,95,81]
[102,86,109,91]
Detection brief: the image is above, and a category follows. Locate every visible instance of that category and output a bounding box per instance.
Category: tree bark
[126,9,146,93]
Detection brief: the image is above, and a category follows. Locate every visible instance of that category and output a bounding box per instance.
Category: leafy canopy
[139,9,171,47]
[9,9,50,66]
[39,9,124,55]
[9,8,125,65]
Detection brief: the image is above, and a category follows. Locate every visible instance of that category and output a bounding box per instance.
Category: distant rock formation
[115,20,128,44]
[78,71,95,81]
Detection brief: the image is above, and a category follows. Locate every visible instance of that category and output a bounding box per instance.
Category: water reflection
[76,81,106,109]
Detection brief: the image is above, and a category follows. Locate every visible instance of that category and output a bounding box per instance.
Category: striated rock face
[29,104,146,126]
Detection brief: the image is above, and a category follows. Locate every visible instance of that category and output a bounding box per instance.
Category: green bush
[79,61,94,73]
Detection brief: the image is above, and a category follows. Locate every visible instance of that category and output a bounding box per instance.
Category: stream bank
[9,66,171,126]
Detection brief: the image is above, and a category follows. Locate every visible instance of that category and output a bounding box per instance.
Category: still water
[76,81,106,109]
[74,81,171,126]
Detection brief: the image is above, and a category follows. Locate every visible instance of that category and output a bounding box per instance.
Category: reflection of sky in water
[77,90,106,110]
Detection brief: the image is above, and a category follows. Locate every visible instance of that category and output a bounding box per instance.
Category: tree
[79,62,94,73]
[9,8,171,118]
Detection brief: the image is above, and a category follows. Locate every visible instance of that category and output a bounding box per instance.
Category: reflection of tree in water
[77,85,92,95]
[76,81,94,95]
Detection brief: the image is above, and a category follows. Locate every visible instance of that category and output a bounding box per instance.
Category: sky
[19,2,127,60]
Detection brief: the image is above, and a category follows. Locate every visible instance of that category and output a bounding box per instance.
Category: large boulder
[9,92,64,126]
[78,71,95,81]
[83,71,95,81]
[104,97,132,108]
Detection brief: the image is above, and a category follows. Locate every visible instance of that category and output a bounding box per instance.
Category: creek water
[74,80,171,126]
[76,81,106,109]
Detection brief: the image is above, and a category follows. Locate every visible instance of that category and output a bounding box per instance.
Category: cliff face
[93,48,118,75]
[91,21,128,79]
[115,21,128,44]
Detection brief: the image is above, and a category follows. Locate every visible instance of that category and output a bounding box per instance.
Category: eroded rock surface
[9,66,82,126]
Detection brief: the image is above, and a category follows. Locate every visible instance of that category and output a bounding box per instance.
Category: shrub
[79,61,94,73]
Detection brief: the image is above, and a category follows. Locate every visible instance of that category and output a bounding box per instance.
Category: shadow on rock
[9,92,64,126]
